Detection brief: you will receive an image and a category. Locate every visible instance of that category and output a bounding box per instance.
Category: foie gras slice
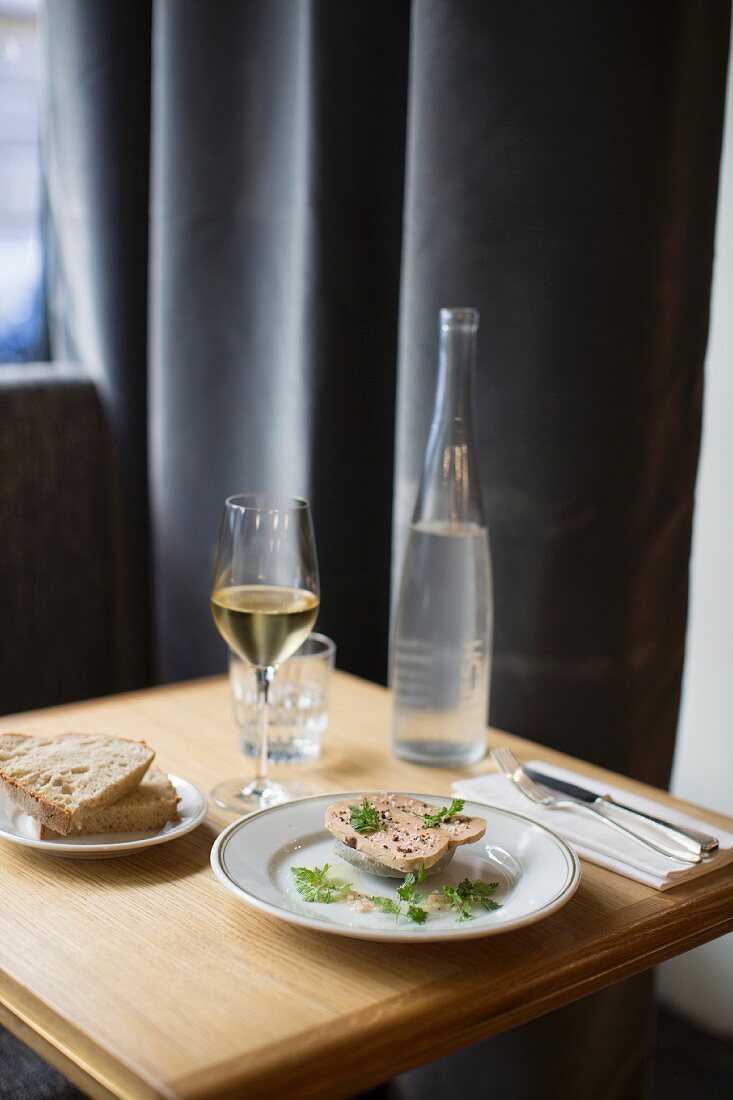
[325,792,486,876]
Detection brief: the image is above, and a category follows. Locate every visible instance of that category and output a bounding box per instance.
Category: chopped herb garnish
[407,904,428,924]
[456,877,500,911]
[291,864,349,904]
[419,798,466,827]
[395,866,428,923]
[366,865,428,924]
[348,796,383,834]
[441,885,473,922]
[442,877,501,921]
[372,896,401,916]
[397,869,422,902]
[292,862,499,925]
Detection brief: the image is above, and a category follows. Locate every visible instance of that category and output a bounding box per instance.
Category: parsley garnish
[348,797,383,834]
[395,865,428,922]
[372,864,428,924]
[419,797,466,827]
[372,896,401,916]
[291,862,500,925]
[442,877,500,921]
[291,864,350,904]
[457,877,500,910]
[441,885,472,922]
[407,904,428,924]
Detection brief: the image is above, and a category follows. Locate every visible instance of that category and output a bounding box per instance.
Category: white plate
[210,792,581,942]
[0,776,208,858]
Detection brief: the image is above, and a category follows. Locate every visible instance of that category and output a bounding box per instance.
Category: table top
[1,672,732,1100]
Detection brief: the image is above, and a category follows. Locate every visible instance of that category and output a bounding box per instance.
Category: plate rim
[210,790,582,942]
[0,775,208,854]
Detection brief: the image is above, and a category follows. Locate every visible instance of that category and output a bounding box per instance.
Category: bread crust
[0,774,74,833]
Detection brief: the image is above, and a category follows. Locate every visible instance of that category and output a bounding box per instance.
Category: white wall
[658,35,733,1037]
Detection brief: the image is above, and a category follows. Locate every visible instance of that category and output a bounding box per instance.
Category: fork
[491,746,702,865]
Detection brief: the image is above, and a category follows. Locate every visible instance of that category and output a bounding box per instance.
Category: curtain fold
[43,0,152,689]
[150,0,410,683]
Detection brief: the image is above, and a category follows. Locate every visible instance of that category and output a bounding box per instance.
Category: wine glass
[210,494,320,812]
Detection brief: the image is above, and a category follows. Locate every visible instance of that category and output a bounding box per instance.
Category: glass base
[211,776,309,815]
[391,738,487,767]
[239,734,321,764]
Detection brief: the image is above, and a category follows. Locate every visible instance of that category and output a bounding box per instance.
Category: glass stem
[253,665,275,792]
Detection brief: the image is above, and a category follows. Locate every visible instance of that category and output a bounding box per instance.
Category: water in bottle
[391,308,492,765]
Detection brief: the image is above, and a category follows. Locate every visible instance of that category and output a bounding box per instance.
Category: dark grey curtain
[28,1,730,1099]
[44,0,152,689]
[149,0,409,685]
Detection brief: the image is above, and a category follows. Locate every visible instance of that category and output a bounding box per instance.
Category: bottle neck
[434,324,475,431]
[414,315,484,528]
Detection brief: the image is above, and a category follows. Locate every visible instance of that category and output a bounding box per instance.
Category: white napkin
[454,760,733,890]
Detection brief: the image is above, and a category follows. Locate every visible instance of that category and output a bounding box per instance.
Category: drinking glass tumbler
[229,633,335,763]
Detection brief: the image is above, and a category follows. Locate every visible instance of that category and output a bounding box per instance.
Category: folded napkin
[454,760,733,890]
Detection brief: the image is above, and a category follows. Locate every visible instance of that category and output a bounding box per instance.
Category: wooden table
[1,672,732,1100]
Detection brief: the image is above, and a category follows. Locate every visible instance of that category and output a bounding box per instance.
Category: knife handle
[578,802,702,864]
[601,798,716,855]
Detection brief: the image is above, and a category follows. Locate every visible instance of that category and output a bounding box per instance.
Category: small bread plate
[0,776,207,859]
[210,792,581,942]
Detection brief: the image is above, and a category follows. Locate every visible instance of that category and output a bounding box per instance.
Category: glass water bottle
[391,308,492,766]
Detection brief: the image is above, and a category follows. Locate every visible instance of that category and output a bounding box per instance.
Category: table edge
[0,970,174,1100]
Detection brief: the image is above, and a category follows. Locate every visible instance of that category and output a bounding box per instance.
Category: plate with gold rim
[210,791,581,942]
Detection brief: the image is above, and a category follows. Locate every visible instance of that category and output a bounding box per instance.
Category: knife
[524,767,719,853]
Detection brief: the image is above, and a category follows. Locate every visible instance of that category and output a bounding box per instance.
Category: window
[0,0,44,362]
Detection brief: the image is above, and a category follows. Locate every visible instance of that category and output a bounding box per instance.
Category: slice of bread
[36,766,179,837]
[0,733,154,835]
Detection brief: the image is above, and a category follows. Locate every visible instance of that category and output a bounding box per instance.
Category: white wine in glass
[210,495,320,812]
[211,585,319,669]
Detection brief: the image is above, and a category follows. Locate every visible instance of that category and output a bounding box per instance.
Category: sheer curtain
[39,1,730,1097]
